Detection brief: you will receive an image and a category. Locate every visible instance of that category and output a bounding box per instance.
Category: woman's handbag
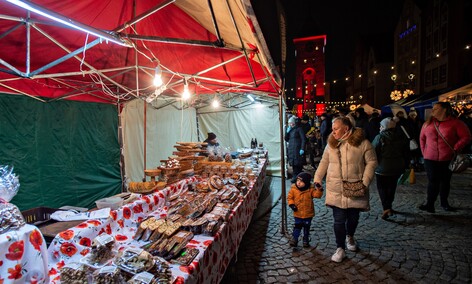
[342,180,367,197]
[337,149,367,198]
[434,122,471,173]
[449,153,470,173]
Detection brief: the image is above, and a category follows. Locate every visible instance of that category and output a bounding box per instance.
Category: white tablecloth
[0,224,49,283]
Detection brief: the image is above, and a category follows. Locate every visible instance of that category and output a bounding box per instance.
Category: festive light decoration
[390,88,414,101]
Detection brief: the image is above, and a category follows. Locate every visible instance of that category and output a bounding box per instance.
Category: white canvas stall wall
[122,100,198,183]
[197,107,281,176]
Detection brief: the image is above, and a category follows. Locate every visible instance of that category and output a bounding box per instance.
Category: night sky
[280,0,405,86]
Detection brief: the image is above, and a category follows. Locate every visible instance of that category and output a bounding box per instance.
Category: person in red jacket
[419,102,472,213]
[287,172,323,248]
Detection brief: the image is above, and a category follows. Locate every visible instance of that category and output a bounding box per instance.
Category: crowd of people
[285,103,472,263]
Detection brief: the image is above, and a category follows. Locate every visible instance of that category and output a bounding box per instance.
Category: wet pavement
[221,167,472,284]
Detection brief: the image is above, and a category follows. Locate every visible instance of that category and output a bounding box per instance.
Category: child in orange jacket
[287,172,323,247]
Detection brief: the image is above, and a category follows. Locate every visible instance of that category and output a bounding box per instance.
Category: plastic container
[95,197,123,210]
[21,207,59,225]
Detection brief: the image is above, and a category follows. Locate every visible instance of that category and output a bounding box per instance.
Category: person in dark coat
[285,116,307,183]
[354,107,369,134]
[371,117,410,220]
[319,113,331,150]
[407,108,425,170]
[300,114,312,166]
[365,111,381,142]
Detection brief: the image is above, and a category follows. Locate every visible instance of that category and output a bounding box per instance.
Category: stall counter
[46,158,268,283]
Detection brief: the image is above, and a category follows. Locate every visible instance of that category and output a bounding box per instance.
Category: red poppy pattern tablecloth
[0,224,50,284]
[47,158,267,284]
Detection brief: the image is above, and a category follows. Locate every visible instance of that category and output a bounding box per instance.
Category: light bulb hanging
[153,66,163,87]
[182,78,190,100]
[212,99,219,108]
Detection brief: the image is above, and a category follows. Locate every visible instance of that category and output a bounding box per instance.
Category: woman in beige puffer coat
[314,116,377,263]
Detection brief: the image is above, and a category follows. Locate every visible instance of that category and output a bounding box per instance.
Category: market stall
[46,154,268,283]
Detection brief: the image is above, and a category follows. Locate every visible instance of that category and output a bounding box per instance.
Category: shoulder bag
[434,122,470,173]
[337,148,367,197]
[400,125,419,151]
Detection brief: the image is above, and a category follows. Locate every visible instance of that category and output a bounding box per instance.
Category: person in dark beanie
[204,132,219,147]
[287,172,323,248]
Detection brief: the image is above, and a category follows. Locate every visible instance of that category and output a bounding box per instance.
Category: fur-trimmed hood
[328,128,366,148]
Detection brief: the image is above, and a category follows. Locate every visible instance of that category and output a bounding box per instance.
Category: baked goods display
[92,265,125,284]
[60,263,89,284]
[128,181,158,194]
[114,248,155,274]
[209,175,224,190]
[171,247,200,266]
[81,234,116,268]
[55,142,266,282]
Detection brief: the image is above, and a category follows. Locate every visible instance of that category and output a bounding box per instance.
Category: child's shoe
[289,238,298,247]
[303,241,310,248]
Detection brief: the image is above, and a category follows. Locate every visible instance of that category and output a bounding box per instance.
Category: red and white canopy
[0,0,282,105]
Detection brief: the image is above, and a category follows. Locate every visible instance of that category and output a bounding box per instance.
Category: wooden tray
[198,160,233,167]
[177,142,207,146]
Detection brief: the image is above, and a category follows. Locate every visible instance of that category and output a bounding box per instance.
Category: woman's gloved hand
[299,149,304,156]
[289,204,298,212]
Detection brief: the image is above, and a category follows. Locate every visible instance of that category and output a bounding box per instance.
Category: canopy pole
[279,89,288,235]
[224,0,257,86]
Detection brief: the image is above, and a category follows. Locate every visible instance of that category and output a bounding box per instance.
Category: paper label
[133,271,155,283]
[95,234,114,246]
[64,262,81,270]
[99,265,117,274]
[126,247,143,255]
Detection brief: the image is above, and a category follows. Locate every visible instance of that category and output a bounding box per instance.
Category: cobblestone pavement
[221,168,472,284]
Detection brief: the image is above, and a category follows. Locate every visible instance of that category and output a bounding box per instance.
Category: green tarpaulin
[0,94,122,211]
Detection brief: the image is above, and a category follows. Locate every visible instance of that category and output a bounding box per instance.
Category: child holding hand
[287,172,323,247]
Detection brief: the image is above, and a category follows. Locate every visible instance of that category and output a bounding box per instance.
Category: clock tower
[293,35,327,117]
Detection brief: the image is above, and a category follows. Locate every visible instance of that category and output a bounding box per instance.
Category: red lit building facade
[293,35,327,117]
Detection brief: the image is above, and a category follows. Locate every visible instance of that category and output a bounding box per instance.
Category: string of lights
[284,44,470,92]
[286,97,358,104]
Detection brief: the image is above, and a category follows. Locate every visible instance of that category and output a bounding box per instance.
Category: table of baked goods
[46,157,268,283]
[0,223,50,283]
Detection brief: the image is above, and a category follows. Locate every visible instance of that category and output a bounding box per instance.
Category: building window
[425,70,432,88]
[432,67,439,86]
[439,64,447,83]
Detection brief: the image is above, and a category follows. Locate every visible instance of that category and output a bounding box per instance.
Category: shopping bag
[409,139,419,151]
[397,169,411,185]
[409,167,416,184]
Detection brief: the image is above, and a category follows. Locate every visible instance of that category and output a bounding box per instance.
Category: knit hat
[380,117,396,131]
[296,172,312,190]
[288,116,296,124]
[207,132,217,140]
